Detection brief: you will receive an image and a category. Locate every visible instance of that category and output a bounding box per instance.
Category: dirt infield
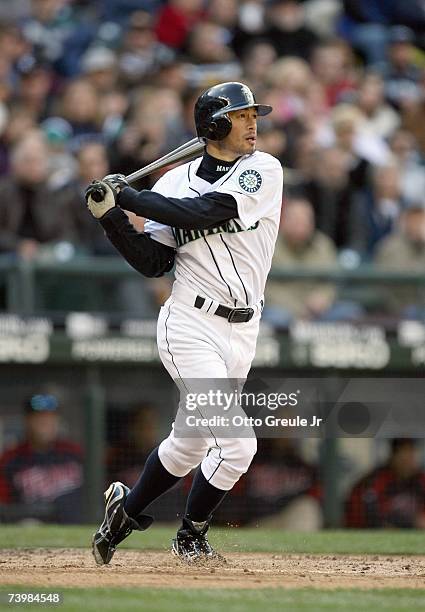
[1,549,424,590]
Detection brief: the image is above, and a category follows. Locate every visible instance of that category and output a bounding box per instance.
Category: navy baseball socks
[124,447,181,517]
[172,467,228,562]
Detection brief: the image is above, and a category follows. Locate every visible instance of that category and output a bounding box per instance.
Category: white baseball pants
[156,288,261,490]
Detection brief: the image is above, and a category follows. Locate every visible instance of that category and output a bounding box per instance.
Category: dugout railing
[1,254,425,316]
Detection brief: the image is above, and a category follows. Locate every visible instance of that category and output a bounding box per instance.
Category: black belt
[194,296,254,323]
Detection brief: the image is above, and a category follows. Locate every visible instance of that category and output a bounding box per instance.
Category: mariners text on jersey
[172,219,260,247]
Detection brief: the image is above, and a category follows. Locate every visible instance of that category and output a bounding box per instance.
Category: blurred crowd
[0,0,424,320]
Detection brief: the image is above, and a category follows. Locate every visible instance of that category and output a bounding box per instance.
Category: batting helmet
[194,82,272,141]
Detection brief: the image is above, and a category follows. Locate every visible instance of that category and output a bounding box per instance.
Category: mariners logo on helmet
[240,84,255,106]
[239,169,262,193]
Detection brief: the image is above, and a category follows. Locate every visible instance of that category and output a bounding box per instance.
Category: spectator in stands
[0,21,28,69]
[0,25,27,116]
[0,133,58,257]
[56,140,110,255]
[153,59,189,96]
[266,57,314,125]
[0,393,83,524]
[0,106,37,176]
[302,146,367,254]
[20,0,94,77]
[41,116,77,188]
[231,0,268,58]
[390,0,425,35]
[80,46,118,95]
[264,58,325,170]
[99,0,163,26]
[311,39,356,108]
[155,0,204,51]
[185,21,241,87]
[240,40,276,93]
[289,130,318,180]
[381,26,422,111]
[402,96,425,159]
[389,129,425,205]
[340,0,394,66]
[326,103,390,167]
[302,0,342,39]
[59,79,101,150]
[363,164,403,257]
[264,196,339,326]
[340,0,424,65]
[256,120,287,164]
[345,438,425,528]
[355,72,400,140]
[53,140,161,315]
[207,0,238,40]
[110,86,185,178]
[186,20,235,68]
[63,140,150,252]
[374,200,425,318]
[14,55,53,121]
[0,132,89,258]
[118,11,175,88]
[265,0,319,62]
[317,103,392,255]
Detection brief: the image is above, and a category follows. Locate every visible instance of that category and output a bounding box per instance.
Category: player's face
[226,107,258,156]
[207,107,258,160]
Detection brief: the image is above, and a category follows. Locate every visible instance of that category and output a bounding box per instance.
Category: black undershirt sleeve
[99,207,175,278]
[117,187,238,230]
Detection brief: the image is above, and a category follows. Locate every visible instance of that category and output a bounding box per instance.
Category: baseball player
[85,82,284,563]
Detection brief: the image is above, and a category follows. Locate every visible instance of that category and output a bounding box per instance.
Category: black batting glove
[102,173,129,193]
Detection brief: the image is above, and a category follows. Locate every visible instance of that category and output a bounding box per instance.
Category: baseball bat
[90,137,205,202]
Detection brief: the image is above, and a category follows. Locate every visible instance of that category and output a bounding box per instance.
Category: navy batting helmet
[194,82,272,141]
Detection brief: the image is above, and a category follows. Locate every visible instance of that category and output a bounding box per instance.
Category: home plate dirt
[1,549,425,590]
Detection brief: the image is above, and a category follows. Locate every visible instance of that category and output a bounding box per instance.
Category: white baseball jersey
[144,151,283,308]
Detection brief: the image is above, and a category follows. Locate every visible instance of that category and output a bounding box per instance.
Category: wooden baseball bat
[90,137,205,202]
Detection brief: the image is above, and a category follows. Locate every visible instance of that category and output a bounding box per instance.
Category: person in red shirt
[0,394,83,524]
[345,438,425,528]
[155,0,205,50]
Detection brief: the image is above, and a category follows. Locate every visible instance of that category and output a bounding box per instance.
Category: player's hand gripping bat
[89,137,205,202]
